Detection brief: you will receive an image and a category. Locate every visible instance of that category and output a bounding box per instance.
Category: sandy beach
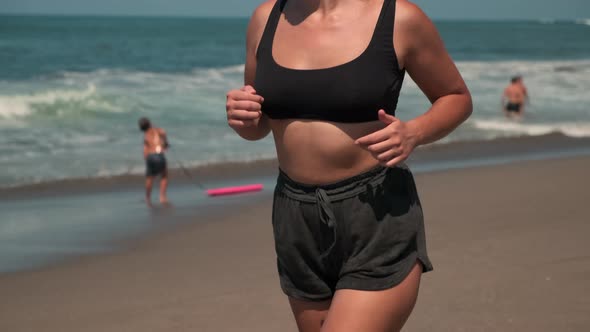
[1,135,589,331]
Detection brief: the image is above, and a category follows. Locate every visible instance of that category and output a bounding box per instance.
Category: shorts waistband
[276,163,408,203]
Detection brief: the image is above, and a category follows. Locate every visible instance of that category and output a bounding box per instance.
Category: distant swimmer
[138,117,169,206]
[502,76,529,119]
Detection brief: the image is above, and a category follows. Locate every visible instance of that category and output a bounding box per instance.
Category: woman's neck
[292,0,371,15]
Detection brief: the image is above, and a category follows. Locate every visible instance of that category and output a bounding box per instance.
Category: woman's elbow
[462,91,473,120]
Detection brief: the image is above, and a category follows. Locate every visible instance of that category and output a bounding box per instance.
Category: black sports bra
[254,0,405,123]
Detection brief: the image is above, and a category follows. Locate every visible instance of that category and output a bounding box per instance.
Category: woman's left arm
[397,1,472,146]
[356,2,472,167]
[356,0,473,167]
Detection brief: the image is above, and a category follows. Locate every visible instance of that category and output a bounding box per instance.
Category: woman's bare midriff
[270,118,386,185]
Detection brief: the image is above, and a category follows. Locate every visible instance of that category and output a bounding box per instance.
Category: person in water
[138,117,169,205]
[502,75,529,119]
[225,0,472,331]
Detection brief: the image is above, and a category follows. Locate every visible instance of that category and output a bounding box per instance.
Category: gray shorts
[145,153,167,177]
[272,164,433,301]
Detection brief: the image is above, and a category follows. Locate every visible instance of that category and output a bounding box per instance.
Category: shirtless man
[138,117,169,205]
[502,76,529,119]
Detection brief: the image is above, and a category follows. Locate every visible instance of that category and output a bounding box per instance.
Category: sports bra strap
[255,0,284,61]
[379,0,396,48]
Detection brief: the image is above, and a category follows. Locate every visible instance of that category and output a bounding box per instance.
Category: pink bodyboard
[206,184,264,196]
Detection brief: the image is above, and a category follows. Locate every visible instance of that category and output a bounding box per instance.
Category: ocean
[1,16,590,188]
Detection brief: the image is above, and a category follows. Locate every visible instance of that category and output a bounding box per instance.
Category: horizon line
[0,12,587,22]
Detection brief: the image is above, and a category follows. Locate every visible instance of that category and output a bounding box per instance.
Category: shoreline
[2,132,589,200]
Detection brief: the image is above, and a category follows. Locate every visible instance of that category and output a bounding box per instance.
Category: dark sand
[0,139,589,331]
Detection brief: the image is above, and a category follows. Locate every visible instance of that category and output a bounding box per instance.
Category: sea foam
[0,84,97,118]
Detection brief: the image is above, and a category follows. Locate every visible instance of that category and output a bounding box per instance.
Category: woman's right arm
[225,1,274,141]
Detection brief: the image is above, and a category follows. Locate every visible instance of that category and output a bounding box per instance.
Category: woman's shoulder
[394,0,439,50]
[250,0,277,25]
[391,1,440,68]
[395,0,432,30]
[246,1,276,42]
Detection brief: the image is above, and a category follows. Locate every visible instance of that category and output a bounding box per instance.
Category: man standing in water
[138,117,169,206]
[502,76,529,119]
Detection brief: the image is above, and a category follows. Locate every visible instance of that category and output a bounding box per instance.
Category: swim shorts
[271,164,433,301]
[506,102,522,112]
[145,153,167,177]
